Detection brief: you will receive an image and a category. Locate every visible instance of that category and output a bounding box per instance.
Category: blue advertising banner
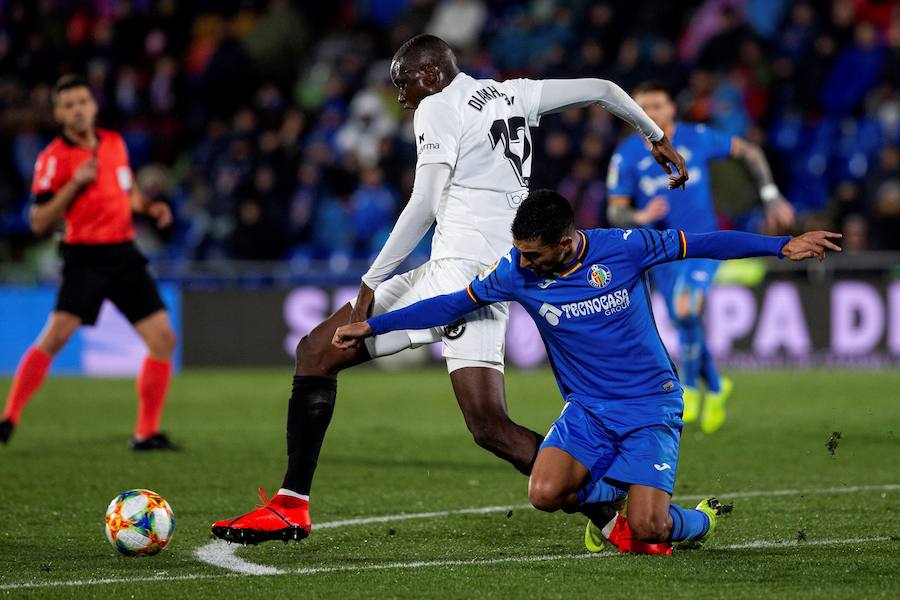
[0,285,181,376]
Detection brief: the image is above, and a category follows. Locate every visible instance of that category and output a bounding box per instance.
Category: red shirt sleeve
[31,146,67,203]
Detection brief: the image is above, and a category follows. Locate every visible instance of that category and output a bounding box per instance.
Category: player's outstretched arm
[333,288,482,349]
[780,231,843,261]
[351,163,451,322]
[536,79,688,189]
[683,230,842,262]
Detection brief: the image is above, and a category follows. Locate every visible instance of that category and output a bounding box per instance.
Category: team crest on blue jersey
[587,264,612,289]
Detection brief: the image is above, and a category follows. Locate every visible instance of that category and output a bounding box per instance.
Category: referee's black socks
[281,376,337,495]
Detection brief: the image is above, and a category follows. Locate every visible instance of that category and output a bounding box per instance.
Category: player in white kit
[211,35,687,545]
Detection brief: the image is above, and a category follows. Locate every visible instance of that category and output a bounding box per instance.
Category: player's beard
[530,252,568,277]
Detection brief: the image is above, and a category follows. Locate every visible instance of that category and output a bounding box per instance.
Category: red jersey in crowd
[31,128,135,245]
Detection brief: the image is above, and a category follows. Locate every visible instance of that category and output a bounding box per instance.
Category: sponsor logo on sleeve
[116,166,132,191]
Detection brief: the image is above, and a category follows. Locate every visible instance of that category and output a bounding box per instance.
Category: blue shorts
[541,398,683,494]
[651,258,718,321]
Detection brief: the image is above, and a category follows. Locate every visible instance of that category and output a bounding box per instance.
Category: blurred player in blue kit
[606,82,796,432]
[334,191,838,554]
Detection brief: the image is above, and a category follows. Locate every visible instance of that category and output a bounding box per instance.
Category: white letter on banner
[752,283,810,357]
[706,286,756,356]
[284,287,329,357]
[831,281,884,356]
[889,283,900,356]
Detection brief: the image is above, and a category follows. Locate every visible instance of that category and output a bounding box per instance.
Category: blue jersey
[467,228,688,412]
[607,123,734,233]
[369,229,788,415]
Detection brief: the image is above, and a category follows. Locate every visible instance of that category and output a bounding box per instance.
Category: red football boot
[211,488,311,545]
[602,514,673,555]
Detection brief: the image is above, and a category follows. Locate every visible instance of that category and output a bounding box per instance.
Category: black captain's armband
[32,192,53,205]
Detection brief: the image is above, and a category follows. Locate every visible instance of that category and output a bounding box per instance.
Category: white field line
[2,484,897,589]
[193,482,900,576]
[194,541,282,576]
[319,483,900,531]
[2,536,894,591]
[316,503,528,530]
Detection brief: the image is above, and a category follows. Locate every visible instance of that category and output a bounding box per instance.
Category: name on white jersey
[467,86,514,112]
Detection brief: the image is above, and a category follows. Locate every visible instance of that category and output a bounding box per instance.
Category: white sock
[277,488,309,501]
[601,513,620,538]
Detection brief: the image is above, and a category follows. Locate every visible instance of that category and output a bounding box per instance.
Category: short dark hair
[511,190,575,244]
[393,34,456,67]
[631,80,671,98]
[53,74,89,103]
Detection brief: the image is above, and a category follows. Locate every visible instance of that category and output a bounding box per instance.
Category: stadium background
[1,0,899,374]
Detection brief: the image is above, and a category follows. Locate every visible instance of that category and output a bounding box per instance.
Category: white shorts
[355,259,508,369]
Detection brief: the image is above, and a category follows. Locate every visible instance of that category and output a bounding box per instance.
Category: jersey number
[489,117,531,187]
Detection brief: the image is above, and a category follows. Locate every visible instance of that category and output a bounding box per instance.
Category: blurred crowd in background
[1,0,899,275]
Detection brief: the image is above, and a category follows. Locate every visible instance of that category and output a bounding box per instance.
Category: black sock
[281,375,337,496]
[576,502,618,528]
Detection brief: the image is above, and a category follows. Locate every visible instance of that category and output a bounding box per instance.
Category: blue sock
[667,504,711,542]
[699,336,721,393]
[576,480,627,506]
[677,316,703,389]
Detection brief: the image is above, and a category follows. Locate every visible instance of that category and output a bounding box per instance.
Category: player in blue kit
[606,81,796,433]
[333,191,839,554]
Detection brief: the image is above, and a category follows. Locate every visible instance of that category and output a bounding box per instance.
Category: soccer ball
[104,489,175,556]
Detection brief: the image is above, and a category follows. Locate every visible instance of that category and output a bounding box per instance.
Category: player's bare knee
[528,479,564,512]
[39,325,76,355]
[144,327,176,360]
[296,333,341,376]
[295,334,316,368]
[159,327,177,356]
[39,334,69,356]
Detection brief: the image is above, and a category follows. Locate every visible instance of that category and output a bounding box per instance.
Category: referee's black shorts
[56,241,166,326]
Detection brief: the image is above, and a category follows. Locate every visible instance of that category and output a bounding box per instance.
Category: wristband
[760,184,780,203]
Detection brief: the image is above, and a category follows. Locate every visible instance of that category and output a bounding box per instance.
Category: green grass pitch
[1,368,898,598]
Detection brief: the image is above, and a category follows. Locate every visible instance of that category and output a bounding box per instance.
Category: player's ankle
[274,488,309,508]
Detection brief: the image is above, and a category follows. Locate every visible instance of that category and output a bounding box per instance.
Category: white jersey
[414,72,544,263]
